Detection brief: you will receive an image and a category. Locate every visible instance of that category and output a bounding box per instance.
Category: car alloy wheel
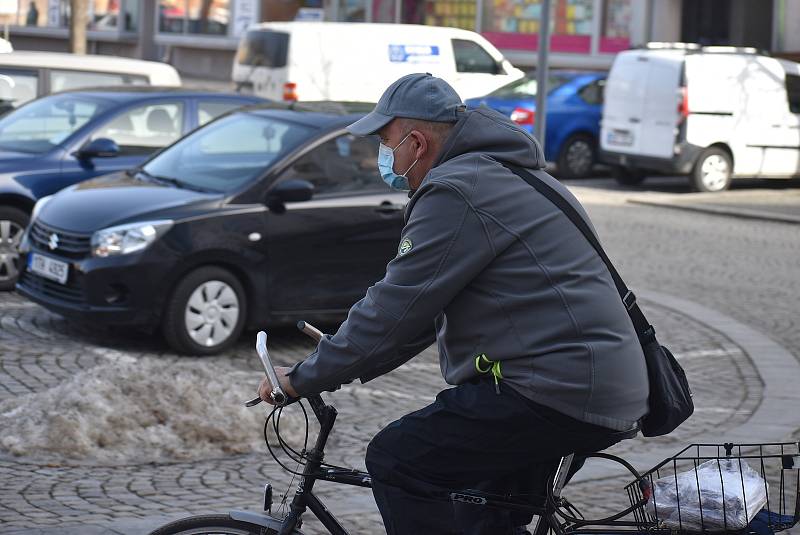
[0,219,23,284]
[699,154,730,192]
[184,280,241,348]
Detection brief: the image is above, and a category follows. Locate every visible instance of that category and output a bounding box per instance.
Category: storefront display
[482,0,594,53]
[424,1,476,31]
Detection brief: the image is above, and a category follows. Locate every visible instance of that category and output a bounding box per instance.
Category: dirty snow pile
[0,358,310,463]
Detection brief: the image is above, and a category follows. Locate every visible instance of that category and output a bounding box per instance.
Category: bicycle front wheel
[148,514,269,535]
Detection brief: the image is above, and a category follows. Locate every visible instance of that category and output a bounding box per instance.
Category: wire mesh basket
[625,442,800,534]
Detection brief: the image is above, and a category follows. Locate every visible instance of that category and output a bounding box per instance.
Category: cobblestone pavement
[1,182,799,534]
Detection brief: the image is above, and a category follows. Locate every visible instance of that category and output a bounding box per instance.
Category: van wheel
[0,206,29,291]
[691,148,732,192]
[163,266,247,355]
[557,134,596,179]
[611,166,646,186]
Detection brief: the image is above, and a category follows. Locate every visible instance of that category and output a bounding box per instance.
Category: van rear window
[236,30,289,68]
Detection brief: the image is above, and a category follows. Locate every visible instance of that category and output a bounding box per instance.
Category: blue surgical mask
[378,132,418,191]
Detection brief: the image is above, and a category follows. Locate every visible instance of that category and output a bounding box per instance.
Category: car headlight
[31,195,53,222]
[91,220,173,257]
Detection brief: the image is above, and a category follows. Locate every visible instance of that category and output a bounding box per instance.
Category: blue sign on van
[388,44,441,63]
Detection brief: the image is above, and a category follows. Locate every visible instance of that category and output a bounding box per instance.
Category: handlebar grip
[297,320,324,342]
[256,331,288,406]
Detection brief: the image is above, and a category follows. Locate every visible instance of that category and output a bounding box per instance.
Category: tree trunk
[69,0,88,54]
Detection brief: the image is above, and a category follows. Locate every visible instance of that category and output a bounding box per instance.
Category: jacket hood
[434,107,545,170]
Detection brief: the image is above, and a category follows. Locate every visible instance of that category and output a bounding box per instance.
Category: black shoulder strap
[500,161,652,338]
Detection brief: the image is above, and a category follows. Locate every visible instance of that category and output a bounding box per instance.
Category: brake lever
[245,396,263,407]
[244,322,324,407]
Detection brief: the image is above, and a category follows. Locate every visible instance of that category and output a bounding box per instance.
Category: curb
[573,290,800,483]
[627,198,800,225]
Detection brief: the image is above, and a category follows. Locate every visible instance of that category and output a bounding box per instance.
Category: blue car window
[276,134,388,197]
[0,68,39,109]
[487,74,572,99]
[0,93,111,154]
[142,113,313,193]
[198,100,246,126]
[92,102,183,156]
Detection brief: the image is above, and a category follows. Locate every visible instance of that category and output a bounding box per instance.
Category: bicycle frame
[232,392,649,535]
[235,325,648,535]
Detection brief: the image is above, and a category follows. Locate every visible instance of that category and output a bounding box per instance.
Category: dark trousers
[365,380,622,535]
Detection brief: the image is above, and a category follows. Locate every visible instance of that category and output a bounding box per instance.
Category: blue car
[465,71,606,180]
[0,87,264,289]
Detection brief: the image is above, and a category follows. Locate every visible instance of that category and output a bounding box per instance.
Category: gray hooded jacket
[288,107,649,431]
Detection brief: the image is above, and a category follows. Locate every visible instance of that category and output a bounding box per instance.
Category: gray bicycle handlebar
[256,330,287,406]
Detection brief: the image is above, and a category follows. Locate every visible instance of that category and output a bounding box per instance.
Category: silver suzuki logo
[48,233,59,250]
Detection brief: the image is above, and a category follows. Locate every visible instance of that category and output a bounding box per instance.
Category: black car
[0,86,265,290]
[16,102,407,355]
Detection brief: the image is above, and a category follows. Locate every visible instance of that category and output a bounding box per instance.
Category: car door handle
[374,202,404,214]
[629,117,641,124]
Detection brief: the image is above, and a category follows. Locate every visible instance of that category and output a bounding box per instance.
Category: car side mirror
[266,179,314,213]
[76,137,120,159]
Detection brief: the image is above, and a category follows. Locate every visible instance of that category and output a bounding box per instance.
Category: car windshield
[142,113,314,193]
[0,94,112,154]
[487,73,573,100]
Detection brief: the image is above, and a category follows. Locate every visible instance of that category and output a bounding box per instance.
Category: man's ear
[411,130,428,160]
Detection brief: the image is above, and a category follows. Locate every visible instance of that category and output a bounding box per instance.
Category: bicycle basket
[625,442,800,534]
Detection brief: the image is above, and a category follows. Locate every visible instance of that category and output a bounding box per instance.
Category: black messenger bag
[501,162,694,437]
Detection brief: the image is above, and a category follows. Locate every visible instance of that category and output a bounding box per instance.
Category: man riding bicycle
[258,73,649,535]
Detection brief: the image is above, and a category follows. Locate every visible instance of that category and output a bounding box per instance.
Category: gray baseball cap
[347,73,464,136]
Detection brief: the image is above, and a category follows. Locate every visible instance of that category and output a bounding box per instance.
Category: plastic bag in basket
[647,458,769,531]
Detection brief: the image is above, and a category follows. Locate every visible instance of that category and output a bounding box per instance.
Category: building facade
[3,0,800,82]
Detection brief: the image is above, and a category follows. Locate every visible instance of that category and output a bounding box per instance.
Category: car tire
[611,166,646,187]
[0,206,29,291]
[556,134,596,179]
[691,147,732,193]
[163,266,247,355]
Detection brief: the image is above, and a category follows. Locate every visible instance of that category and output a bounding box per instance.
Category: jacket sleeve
[286,182,496,396]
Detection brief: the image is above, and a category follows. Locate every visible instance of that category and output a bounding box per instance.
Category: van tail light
[510,107,535,126]
[283,82,298,102]
[677,87,689,122]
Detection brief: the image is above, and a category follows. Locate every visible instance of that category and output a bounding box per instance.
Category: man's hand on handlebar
[258,366,299,405]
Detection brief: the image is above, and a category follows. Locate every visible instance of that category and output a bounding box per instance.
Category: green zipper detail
[474,354,502,394]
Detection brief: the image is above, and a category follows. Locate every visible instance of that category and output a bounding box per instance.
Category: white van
[232,22,524,102]
[600,44,800,192]
[0,51,181,113]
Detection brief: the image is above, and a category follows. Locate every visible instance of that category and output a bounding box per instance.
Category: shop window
[600,0,631,53]
[483,0,592,35]
[453,39,499,74]
[92,102,183,155]
[188,0,228,35]
[421,0,475,30]
[786,74,800,114]
[88,0,119,30]
[371,0,396,22]
[5,0,137,29]
[159,0,229,35]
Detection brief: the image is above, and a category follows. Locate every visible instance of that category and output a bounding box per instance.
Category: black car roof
[241,101,374,129]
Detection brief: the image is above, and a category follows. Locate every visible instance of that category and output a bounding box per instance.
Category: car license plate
[607,130,634,147]
[28,253,69,285]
